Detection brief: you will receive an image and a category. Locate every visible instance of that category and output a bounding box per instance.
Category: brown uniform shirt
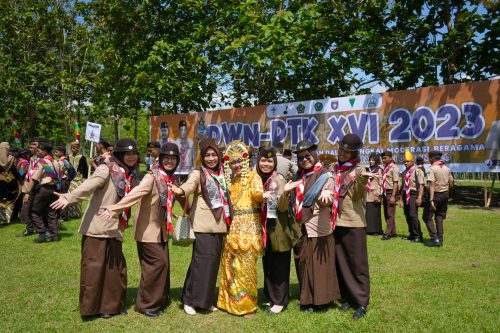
[382,162,400,194]
[365,167,383,202]
[62,164,124,240]
[428,163,453,192]
[402,167,425,192]
[31,158,61,186]
[105,173,168,243]
[180,170,228,234]
[336,166,369,228]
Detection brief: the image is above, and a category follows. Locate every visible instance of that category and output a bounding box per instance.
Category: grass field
[0,193,499,332]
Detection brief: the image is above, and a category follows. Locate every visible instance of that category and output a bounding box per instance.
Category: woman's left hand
[319,189,333,204]
[99,208,115,221]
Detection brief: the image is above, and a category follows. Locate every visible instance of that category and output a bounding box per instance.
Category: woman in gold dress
[217,141,265,317]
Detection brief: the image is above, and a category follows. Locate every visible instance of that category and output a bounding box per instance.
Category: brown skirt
[296,232,340,306]
[182,233,224,310]
[80,235,127,316]
[366,202,383,234]
[335,226,370,308]
[135,241,170,313]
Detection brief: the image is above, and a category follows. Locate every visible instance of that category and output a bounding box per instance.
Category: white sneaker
[184,304,197,315]
[269,305,284,314]
[209,306,218,312]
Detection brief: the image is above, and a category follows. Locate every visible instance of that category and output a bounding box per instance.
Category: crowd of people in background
[0,131,454,321]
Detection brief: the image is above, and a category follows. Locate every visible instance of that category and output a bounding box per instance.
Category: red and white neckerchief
[331,159,355,229]
[365,165,382,192]
[202,166,231,226]
[26,156,38,182]
[159,166,175,234]
[118,166,134,231]
[295,162,323,222]
[382,161,395,194]
[432,161,444,168]
[403,166,416,204]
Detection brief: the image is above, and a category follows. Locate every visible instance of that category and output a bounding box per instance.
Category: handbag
[172,199,195,246]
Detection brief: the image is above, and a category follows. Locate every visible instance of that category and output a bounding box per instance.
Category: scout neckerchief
[382,161,395,194]
[432,160,444,168]
[109,162,136,230]
[365,165,382,192]
[17,158,29,179]
[295,162,322,221]
[26,155,38,182]
[331,159,356,229]
[202,166,231,225]
[38,155,62,191]
[95,151,112,167]
[157,165,175,234]
[403,165,416,205]
[260,171,278,247]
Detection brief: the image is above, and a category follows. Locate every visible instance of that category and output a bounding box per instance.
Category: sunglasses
[297,154,314,162]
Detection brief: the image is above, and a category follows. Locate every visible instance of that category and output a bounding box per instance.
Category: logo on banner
[314,102,324,112]
[367,95,378,108]
[349,98,356,107]
[297,103,306,114]
[331,100,339,110]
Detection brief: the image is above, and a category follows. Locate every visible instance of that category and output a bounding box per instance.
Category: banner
[150,80,500,172]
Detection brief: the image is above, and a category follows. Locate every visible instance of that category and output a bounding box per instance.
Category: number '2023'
[388,103,485,143]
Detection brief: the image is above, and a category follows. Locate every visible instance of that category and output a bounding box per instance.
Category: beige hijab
[0,142,15,170]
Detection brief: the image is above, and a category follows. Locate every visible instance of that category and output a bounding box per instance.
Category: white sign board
[85,122,102,143]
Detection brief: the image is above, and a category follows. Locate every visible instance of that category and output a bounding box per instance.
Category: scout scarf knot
[295,162,322,222]
[331,159,356,229]
[17,158,29,178]
[404,166,416,204]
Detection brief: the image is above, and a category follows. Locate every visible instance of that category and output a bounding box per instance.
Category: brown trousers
[383,190,397,236]
[335,227,370,308]
[80,236,127,316]
[182,233,224,310]
[403,191,423,238]
[135,241,170,313]
[31,185,59,236]
[424,191,449,241]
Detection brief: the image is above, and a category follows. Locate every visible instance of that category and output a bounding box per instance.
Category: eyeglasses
[297,154,314,162]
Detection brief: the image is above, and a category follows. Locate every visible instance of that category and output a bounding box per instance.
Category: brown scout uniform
[335,166,371,309]
[401,167,425,239]
[295,170,340,307]
[382,163,400,236]
[425,163,453,242]
[365,167,383,234]
[106,173,175,314]
[61,164,127,316]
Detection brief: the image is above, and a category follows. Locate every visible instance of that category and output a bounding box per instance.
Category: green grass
[0,202,499,333]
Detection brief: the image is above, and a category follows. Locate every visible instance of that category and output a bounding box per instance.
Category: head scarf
[256,147,277,183]
[0,142,15,170]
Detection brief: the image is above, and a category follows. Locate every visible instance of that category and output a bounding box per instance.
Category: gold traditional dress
[217,171,264,315]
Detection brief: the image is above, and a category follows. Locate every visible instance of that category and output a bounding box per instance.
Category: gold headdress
[223,141,250,186]
[403,148,414,162]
